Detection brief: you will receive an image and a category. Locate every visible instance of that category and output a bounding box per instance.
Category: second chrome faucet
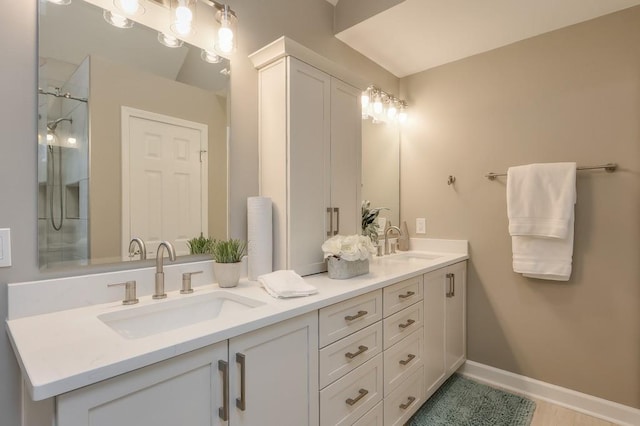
[153,241,177,299]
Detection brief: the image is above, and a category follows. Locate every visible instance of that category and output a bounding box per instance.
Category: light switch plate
[0,228,12,267]
[416,218,426,234]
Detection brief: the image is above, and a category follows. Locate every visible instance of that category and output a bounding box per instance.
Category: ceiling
[333,0,640,77]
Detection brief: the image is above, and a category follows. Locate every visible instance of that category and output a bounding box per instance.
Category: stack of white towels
[257,270,318,298]
[507,162,577,281]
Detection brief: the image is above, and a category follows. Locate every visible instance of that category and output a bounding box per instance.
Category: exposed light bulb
[214,5,237,55]
[118,0,140,15]
[217,26,234,53]
[373,97,383,115]
[174,5,193,35]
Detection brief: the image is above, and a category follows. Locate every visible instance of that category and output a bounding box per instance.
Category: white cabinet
[256,55,361,275]
[229,311,319,426]
[57,341,228,426]
[423,261,467,399]
[56,312,319,426]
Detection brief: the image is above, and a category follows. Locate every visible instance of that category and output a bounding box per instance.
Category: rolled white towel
[258,270,318,299]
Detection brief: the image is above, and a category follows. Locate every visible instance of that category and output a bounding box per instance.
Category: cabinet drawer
[320,354,383,426]
[383,327,424,396]
[352,400,383,426]
[383,365,425,426]
[319,289,383,348]
[383,275,423,317]
[320,322,383,388]
[383,301,423,349]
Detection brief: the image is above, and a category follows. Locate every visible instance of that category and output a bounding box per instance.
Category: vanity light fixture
[212,2,237,55]
[47,0,72,5]
[362,86,408,124]
[103,10,134,28]
[158,32,184,48]
[171,0,197,36]
[113,0,145,16]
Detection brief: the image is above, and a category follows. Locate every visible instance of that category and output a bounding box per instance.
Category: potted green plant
[211,238,247,288]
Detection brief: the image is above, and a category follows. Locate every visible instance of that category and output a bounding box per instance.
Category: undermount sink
[385,252,443,262]
[99,291,265,339]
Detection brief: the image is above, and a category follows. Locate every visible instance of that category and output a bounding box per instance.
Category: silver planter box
[327,257,369,279]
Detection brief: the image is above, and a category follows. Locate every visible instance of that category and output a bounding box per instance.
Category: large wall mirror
[38,0,230,269]
[361,119,400,230]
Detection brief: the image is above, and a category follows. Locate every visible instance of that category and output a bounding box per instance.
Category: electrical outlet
[0,228,11,267]
[416,218,426,234]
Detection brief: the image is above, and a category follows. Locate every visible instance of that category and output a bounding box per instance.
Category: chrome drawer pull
[398,318,415,329]
[345,345,368,359]
[345,310,367,321]
[345,388,368,406]
[399,354,416,366]
[399,396,416,410]
[398,290,415,299]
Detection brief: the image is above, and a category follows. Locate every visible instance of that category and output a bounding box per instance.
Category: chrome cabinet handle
[398,318,416,329]
[398,290,415,300]
[345,388,368,406]
[345,345,368,359]
[399,396,416,410]
[446,273,453,297]
[345,310,367,321]
[235,353,246,411]
[333,207,340,235]
[327,207,333,237]
[218,360,229,421]
[399,354,416,366]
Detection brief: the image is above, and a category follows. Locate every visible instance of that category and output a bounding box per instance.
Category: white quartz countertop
[6,242,467,401]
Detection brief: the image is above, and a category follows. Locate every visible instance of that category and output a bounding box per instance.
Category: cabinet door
[423,268,446,399]
[229,311,319,426]
[56,342,228,426]
[330,78,361,236]
[445,261,467,373]
[288,57,331,275]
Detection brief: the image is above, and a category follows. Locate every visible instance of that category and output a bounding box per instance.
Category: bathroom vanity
[6,239,467,426]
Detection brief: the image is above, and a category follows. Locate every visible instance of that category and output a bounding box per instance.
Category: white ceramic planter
[213,262,242,288]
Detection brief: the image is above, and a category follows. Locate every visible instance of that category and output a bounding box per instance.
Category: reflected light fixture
[387,98,398,120]
[213,3,237,55]
[201,49,222,63]
[372,90,383,115]
[103,10,134,28]
[158,32,184,48]
[361,88,370,118]
[113,0,145,16]
[398,101,408,124]
[171,0,196,36]
[47,0,72,5]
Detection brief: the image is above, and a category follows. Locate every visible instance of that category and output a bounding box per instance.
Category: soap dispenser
[398,221,410,251]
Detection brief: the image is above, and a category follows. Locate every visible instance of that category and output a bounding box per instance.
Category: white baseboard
[459,360,640,426]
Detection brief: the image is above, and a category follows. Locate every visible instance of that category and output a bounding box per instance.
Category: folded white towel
[258,270,318,299]
[507,162,576,239]
[512,211,574,281]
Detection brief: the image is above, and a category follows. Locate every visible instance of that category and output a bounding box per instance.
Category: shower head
[47,117,72,132]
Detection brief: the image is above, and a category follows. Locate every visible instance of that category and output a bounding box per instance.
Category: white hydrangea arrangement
[322,234,377,261]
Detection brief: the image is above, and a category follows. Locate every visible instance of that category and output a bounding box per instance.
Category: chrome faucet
[153,241,176,299]
[384,226,402,255]
[128,237,147,260]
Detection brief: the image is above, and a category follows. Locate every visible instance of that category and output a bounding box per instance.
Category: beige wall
[89,55,227,260]
[400,7,640,408]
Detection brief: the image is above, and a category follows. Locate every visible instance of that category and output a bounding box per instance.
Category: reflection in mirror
[361,119,400,230]
[38,0,229,269]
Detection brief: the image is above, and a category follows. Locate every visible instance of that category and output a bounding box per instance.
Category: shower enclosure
[38,57,89,267]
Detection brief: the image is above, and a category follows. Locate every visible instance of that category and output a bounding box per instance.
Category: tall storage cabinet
[251,38,363,276]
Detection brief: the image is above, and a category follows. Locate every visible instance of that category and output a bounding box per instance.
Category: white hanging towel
[258,270,318,298]
[507,162,577,281]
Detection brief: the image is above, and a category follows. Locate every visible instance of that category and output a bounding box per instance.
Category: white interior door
[122,107,208,258]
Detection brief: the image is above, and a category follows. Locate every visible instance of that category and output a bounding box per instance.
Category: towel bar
[485,163,617,180]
